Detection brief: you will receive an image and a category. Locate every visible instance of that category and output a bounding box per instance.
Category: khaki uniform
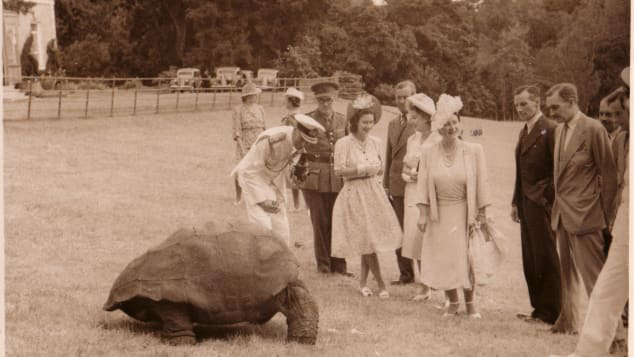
[299,109,347,273]
[231,126,301,245]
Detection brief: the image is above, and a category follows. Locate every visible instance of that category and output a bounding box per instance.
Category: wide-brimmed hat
[406,93,436,116]
[311,81,339,98]
[285,87,305,101]
[241,82,262,97]
[294,114,326,144]
[346,93,382,124]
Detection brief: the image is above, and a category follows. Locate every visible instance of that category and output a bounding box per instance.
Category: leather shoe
[390,279,414,285]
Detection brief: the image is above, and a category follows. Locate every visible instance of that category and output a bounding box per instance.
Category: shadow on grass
[99,317,286,342]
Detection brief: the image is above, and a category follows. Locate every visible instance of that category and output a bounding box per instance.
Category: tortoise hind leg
[277,279,319,344]
[149,301,197,345]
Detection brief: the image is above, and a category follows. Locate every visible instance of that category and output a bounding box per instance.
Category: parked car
[212,67,241,88]
[170,68,202,92]
[254,69,279,90]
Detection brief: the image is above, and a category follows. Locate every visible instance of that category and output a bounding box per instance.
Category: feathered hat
[432,94,463,131]
[346,93,383,124]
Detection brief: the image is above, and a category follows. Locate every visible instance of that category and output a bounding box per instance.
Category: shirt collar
[526,111,542,133]
[566,110,581,130]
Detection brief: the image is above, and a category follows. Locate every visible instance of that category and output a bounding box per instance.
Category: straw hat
[241,82,262,97]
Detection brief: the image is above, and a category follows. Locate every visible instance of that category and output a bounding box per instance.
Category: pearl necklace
[441,141,457,167]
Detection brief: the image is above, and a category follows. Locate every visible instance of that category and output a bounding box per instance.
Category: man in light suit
[545,82,617,334]
[511,85,561,325]
[384,80,417,284]
[548,67,629,357]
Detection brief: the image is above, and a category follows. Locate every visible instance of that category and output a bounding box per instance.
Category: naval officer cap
[310,81,340,98]
[294,114,325,144]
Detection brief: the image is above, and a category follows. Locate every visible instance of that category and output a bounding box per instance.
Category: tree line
[12,0,632,118]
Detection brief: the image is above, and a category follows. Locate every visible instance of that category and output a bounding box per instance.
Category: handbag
[468,217,505,285]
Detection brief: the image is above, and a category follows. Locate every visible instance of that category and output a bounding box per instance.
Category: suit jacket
[298,109,346,193]
[383,114,416,196]
[551,113,618,234]
[609,130,629,228]
[416,140,492,226]
[512,116,556,218]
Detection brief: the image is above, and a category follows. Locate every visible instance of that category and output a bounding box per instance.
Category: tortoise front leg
[277,279,319,344]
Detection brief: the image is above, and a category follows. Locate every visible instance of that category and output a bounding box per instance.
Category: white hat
[294,114,325,144]
[406,93,436,116]
[285,87,305,101]
[241,82,262,97]
[621,67,629,87]
[432,94,463,131]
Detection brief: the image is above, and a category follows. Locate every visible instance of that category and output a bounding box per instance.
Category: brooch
[541,129,547,135]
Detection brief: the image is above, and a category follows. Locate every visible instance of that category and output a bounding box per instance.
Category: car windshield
[178,70,194,78]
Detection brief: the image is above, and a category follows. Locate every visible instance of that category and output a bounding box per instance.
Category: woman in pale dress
[331,94,402,299]
[416,94,492,317]
[232,82,265,204]
[400,93,441,300]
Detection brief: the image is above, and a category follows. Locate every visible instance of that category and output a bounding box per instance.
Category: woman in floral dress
[331,94,402,299]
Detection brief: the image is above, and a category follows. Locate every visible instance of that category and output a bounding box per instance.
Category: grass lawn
[4,100,614,356]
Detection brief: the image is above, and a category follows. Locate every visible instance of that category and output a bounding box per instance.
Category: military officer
[231,114,325,245]
[299,80,350,275]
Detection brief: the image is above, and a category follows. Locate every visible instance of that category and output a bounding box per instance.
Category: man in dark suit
[546,83,618,334]
[299,80,350,276]
[511,85,562,325]
[383,80,417,284]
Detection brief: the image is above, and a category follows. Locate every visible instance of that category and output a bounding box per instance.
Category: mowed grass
[4,100,596,356]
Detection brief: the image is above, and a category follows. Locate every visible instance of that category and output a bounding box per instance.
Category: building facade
[3,0,57,85]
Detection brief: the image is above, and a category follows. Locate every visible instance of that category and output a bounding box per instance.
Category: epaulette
[267,132,287,145]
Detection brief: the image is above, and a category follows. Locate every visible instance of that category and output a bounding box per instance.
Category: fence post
[57,85,63,119]
[176,88,180,110]
[194,88,199,111]
[155,79,161,113]
[228,88,233,108]
[110,78,115,117]
[270,83,275,105]
[27,80,33,120]
[133,85,138,116]
[212,87,217,109]
[84,88,90,119]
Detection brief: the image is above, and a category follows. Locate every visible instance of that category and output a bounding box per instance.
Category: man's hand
[258,200,280,213]
[510,205,520,223]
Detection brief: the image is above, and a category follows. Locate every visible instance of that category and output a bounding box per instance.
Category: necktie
[520,124,529,141]
[559,123,568,167]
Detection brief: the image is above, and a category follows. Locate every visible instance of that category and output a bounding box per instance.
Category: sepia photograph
[2,0,631,355]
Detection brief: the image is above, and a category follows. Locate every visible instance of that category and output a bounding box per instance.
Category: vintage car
[169,68,202,92]
[254,69,279,90]
[212,67,241,88]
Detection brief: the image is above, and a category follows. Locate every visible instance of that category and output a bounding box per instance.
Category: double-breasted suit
[551,112,618,333]
[511,115,561,323]
[383,114,416,283]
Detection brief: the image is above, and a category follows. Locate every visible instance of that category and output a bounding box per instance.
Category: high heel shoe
[442,302,460,318]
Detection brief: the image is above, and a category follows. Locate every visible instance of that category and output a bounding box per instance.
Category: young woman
[416,94,492,317]
[330,94,402,299]
[400,93,441,300]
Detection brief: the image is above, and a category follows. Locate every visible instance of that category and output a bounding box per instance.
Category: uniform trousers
[302,189,347,273]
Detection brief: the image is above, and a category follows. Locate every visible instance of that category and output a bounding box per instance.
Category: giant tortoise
[103,221,318,345]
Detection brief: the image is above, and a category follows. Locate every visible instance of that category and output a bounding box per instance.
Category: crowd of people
[230,66,630,356]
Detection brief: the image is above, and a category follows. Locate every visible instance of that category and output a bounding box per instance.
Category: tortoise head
[281,279,319,345]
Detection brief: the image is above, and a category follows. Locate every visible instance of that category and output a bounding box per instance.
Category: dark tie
[520,124,529,141]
